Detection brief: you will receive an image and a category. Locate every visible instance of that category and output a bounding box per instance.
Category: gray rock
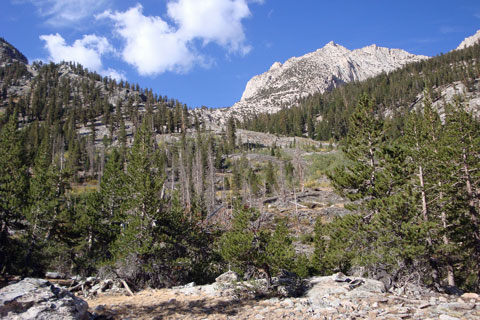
[306,275,386,305]
[0,38,28,65]
[439,315,460,320]
[436,302,475,311]
[215,271,239,283]
[332,272,351,283]
[0,278,89,320]
[45,272,65,279]
[94,305,105,312]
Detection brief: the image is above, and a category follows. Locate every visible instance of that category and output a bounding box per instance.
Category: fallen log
[120,279,134,296]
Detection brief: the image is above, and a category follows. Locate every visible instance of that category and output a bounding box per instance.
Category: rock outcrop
[0,38,28,66]
[200,41,427,124]
[456,30,480,50]
[0,278,89,320]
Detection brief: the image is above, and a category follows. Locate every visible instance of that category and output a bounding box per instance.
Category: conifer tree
[329,94,385,220]
[24,139,59,274]
[226,116,236,153]
[443,101,480,290]
[0,111,29,276]
[100,149,126,222]
[403,95,457,286]
[112,120,164,260]
[264,160,276,196]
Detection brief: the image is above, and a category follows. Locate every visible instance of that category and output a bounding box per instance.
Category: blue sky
[1,1,480,109]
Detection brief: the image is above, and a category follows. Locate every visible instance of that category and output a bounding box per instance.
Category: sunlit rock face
[204,41,427,125]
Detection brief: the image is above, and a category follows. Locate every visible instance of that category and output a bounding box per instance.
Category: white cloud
[25,0,108,26]
[40,33,124,80]
[98,4,196,75]
[98,0,260,75]
[102,68,126,82]
[167,0,252,54]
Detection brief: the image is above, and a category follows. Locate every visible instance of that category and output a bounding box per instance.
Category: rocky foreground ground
[1,272,480,319]
[86,274,480,320]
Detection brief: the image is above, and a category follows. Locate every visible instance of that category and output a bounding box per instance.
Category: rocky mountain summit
[199,41,427,124]
[456,29,480,50]
[0,38,28,66]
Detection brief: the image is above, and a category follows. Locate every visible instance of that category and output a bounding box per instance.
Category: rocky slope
[198,42,427,125]
[457,30,480,50]
[0,38,28,66]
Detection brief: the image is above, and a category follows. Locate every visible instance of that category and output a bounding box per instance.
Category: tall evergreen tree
[443,101,480,290]
[329,94,385,220]
[0,112,29,276]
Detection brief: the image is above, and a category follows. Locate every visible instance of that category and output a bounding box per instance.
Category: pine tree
[72,190,113,275]
[264,160,277,196]
[264,218,295,274]
[403,95,457,286]
[443,101,480,290]
[219,205,297,285]
[0,111,29,276]
[24,139,58,274]
[226,116,236,153]
[329,94,385,221]
[324,94,429,279]
[112,120,164,260]
[100,149,126,224]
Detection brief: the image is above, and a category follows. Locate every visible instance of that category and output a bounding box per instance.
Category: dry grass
[70,182,98,195]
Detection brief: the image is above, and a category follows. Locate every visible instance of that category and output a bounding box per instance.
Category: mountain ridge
[196,41,428,126]
[457,30,480,50]
[236,41,428,112]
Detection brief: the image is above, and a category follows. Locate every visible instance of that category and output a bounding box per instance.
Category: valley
[1,26,480,319]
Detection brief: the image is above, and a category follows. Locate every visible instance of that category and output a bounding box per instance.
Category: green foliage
[328,94,385,212]
[305,151,347,180]
[316,93,480,291]
[0,112,29,275]
[219,205,297,279]
[264,219,296,274]
[219,205,259,273]
[312,214,363,274]
[264,160,277,195]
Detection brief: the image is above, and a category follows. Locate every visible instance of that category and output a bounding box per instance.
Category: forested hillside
[242,43,480,141]
[0,38,327,290]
